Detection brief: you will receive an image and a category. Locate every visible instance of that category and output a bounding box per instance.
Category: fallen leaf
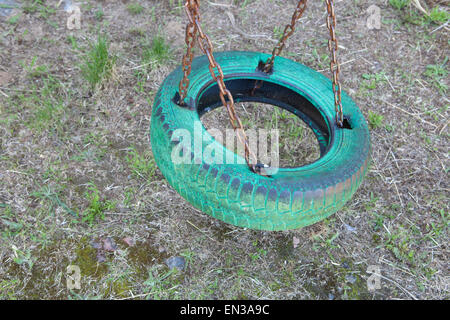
[90,239,101,249]
[102,237,117,252]
[166,256,186,271]
[122,237,134,247]
[344,223,356,233]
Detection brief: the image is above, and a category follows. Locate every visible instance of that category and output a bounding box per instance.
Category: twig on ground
[381,99,438,128]
[388,168,404,209]
[186,220,218,243]
[430,20,449,34]
[411,0,428,16]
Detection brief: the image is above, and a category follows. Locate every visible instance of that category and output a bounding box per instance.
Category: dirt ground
[0,0,448,300]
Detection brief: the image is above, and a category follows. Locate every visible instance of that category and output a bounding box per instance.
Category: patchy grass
[423,58,448,93]
[202,102,321,167]
[80,35,117,89]
[127,3,145,15]
[94,7,105,21]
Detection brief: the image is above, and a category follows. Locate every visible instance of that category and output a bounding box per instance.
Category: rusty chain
[178,14,197,103]
[179,0,261,173]
[325,0,344,127]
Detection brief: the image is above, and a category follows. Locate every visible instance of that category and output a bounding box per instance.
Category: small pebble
[96,251,106,263]
[165,256,186,271]
[0,0,18,17]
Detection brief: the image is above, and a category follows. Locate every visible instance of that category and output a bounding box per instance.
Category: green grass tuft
[427,7,450,24]
[81,35,116,89]
[127,3,145,15]
[126,148,157,180]
[424,58,448,93]
[368,110,384,130]
[389,0,410,10]
[94,7,104,21]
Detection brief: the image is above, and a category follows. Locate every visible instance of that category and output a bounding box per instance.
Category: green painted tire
[150,51,370,231]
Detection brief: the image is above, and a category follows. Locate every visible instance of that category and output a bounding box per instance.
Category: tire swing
[150,0,370,231]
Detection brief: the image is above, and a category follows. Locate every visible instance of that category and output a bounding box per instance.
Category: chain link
[178,20,197,102]
[179,0,262,174]
[251,0,307,96]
